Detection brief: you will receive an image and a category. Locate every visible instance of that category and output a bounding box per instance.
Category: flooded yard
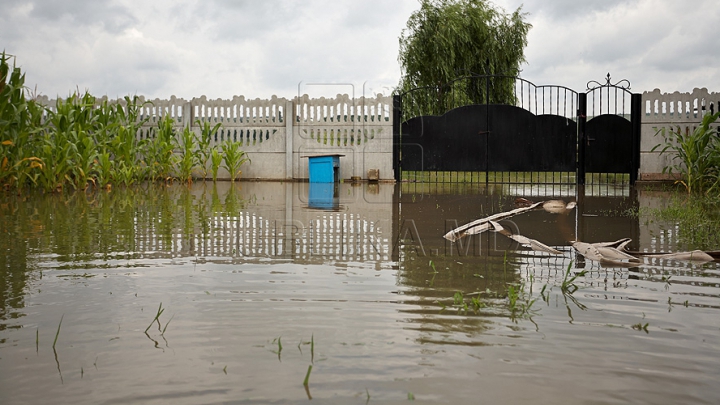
[1,181,719,404]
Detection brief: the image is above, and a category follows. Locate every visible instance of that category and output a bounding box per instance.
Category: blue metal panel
[308,155,340,183]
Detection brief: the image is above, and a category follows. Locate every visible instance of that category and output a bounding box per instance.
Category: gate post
[393,94,402,182]
[577,93,587,185]
[630,93,641,184]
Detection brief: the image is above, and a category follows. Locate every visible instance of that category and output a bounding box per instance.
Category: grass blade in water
[145,303,164,333]
[303,364,312,386]
[162,314,174,334]
[53,315,64,349]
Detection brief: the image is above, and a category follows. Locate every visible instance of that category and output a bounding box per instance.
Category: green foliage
[506,283,537,322]
[0,51,46,189]
[560,263,586,295]
[210,147,223,182]
[196,119,222,180]
[144,302,172,335]
[0,53,247,192]
[397,0,531,117]
[102,95,152,186]
[652,111,720,194]
[221,141,250,182]
[303,365,312,387]
[177,126,199,184]
[146,115,178,182]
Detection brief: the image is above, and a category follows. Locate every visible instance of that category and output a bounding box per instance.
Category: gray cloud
[23,0,137,33]
[2,0,719,99]
[514,0,634,21]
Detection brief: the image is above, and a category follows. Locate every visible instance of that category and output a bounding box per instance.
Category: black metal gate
[579,75,641,184]
[393,74,640,184]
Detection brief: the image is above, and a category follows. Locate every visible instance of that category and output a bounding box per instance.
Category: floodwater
[1,181,719,405]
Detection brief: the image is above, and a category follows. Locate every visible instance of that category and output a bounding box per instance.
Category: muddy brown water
[1,182,719,404]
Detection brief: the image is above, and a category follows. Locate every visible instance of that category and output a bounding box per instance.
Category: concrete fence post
[182,101,193,128]
[286,100,294,179]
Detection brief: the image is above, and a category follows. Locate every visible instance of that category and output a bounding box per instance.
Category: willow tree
[398,0,531,117]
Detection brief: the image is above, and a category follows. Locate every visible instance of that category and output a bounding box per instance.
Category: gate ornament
[586,73,631,91]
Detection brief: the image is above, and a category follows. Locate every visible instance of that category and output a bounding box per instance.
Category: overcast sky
[2,0,718,100]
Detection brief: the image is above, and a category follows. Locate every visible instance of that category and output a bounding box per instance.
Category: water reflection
[307,183,339,210]
[1,181,719,404]
[0,182,710,330]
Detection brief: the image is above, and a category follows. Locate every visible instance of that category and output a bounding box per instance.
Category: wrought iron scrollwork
[586,73,631,91]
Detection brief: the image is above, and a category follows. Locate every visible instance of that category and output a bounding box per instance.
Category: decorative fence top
[294,94,391,125]
[35,94,393,128]
[643,88,720,122]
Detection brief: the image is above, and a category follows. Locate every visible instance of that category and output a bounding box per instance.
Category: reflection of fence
[134,211,392,263]
[306,214,390,261]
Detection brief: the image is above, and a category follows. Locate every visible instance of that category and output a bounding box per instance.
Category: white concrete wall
[640,88,720,181]
[37,93,395,181]
[152,93,394,181]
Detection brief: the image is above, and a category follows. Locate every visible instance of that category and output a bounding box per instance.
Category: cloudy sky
[2,0,718,100]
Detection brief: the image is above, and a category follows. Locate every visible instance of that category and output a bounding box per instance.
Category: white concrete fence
[37,88,718,182]
[640,88,720,181]
[148,94,394,181]
[37,93,395,182]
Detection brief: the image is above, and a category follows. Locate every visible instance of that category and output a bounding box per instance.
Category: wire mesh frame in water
[400,171,629,184]
[399,172,630,198]
[400,171,578,184]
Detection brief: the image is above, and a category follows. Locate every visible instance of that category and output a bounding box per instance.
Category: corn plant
[196,119,222,180]
[177,126,198,184]
[103,96,151,186]
[36,132,73,192]
[145,115,177,182]
[95,151,113,187]
[39,92,100,190]
[652,111,720,194]
[709,131,720,194]
[210,146,223,182]
[71,132,98,189]
[115,161,137,187]
[0,51,46,189]
[221,141,250,181]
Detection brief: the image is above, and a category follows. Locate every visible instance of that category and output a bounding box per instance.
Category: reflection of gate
[393,74,641,184]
